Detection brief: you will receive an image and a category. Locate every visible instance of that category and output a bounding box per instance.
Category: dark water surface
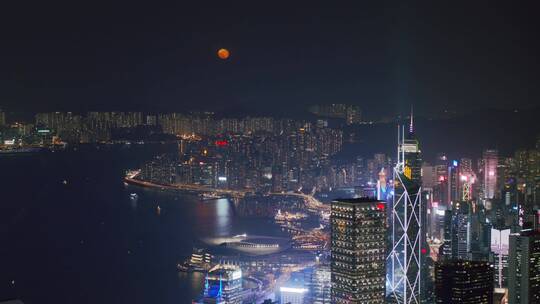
[0,146,278,304]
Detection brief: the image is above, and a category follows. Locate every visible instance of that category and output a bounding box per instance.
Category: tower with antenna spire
[387,107,426,304]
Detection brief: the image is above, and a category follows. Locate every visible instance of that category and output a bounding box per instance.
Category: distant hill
[339,107,540,162]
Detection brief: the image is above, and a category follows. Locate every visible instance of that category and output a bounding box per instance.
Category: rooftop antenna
[402,126,405,167]
[409,105,414,134]
[397,125,401,164]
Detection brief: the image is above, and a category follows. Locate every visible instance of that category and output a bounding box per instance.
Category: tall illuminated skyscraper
[387,111,424,304]
[490,226,510,289]
[331,198,387,303]
[483,149,498,200]
[508,229,540,304]
[447,161,460,204]
[377,167,388,200]
[451,203,470,260]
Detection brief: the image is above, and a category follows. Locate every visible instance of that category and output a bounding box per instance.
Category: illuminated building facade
[434,260,493,304]
[483,149,498,200]
[447,161,459,204]
[139,154,176,184]
[189,247,213,270]
[508,229,540,304]
[201,264,242,304]
[331,198,386,303]
[280,287,307,304]
[432,153,449,208]
[451,203,470,260]
[427,199,446,242]
[460,158,473,175]
[439,210,453,261]
[490,227,510,289]
[376,167,387,200]
[280,272,308,304]
[387,117,424,304]
[310,265,331,304]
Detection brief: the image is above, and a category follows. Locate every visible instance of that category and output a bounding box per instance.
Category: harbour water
[0,146,284,304]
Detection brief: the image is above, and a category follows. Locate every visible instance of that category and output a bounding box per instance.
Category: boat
[176,262,206,273]
[177,262,190,272]
[129,193,138,199]
[0,147,48,154]
[199,193,224,201]
[177,247,213,273]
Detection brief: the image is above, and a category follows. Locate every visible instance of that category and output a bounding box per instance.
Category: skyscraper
[483,149,498,200]
[387,113,424,304]
[434,260,493,304]
[459,158,475,201]
[331,198,386,303]
[376,167,388,200]
[490,227,510,289]
[434,153,449,207]
[310,265,331,304]
[508,229,540,304]
[439,210,453,261]
[460,158,473,175]
[451,203,470,260]
[448,161,460,204]
[200,264,243,304]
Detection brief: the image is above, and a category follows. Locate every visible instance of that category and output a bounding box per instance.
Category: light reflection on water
[178,271,205,298]
[214,198,232,236]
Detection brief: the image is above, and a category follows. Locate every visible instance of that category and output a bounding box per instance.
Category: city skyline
[1,108,539,162]
[1,2,539,304]
[1,102,539,303]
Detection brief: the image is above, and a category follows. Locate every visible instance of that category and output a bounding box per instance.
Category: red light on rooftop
[215,140,228,147]
[376,203,385,210]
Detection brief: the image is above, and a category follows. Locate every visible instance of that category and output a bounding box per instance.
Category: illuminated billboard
[490,228,510,255]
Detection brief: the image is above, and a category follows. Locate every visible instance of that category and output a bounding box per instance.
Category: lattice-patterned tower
[462,181,471,201]
[387,114,424,304]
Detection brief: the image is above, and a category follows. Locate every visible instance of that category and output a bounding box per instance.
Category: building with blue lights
[199,264,242,304]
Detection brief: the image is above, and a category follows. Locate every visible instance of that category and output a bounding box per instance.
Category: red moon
[217,48,230,60]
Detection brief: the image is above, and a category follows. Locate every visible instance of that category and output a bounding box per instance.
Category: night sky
[1,2,539,117]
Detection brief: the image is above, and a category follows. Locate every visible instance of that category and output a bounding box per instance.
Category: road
[269,192,329,212]
[125,170,329,212]
[124,170,247,198]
